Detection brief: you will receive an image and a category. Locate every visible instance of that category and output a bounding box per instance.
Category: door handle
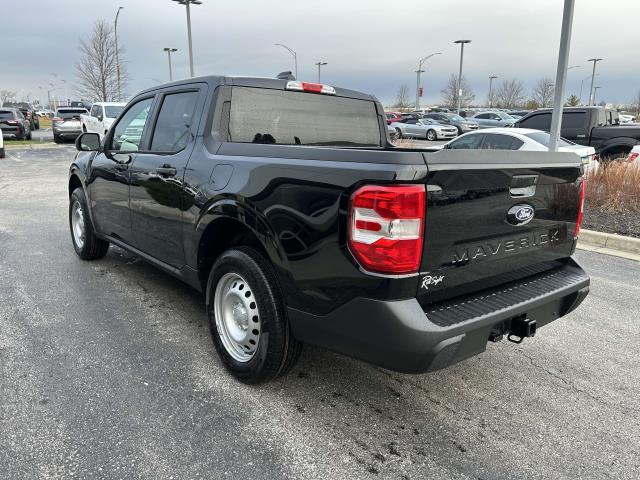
[157,165,177,177]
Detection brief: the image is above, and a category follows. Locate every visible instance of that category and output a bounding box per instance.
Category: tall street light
[454,40,471,114]
[163,48,178,81]
[114,6,124,101]
[593,86,601,105]
[414,52,441,110]
[587,58,603,105]
[172,0,202,78]
[488,75,498,108]
[315,61,327,83]
[274,43,298,79]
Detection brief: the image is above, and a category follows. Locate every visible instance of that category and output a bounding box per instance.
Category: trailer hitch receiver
[507,316,537,344]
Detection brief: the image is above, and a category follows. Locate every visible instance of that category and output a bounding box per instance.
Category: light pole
[488,75,498,108]
[414,52,441,110]
[114,6,124,101]
[274,43,298,79]
[163,48,178,81]
[548,0,575,152]
[579,73,597,104]
[315,61,327,83]
[172,0,202,78]
[454,40,471,114]
[587,58,603,105]
[593,86,601,105]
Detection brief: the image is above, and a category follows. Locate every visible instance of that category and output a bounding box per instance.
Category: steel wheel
[214,272,261,362]
[71,201,86,249]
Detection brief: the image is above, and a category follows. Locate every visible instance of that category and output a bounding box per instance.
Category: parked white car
[627,145,640,165]
[80,102,126,136]
[390,118,458,141]
[442,128,599,172]
[0,128,4,158]
[618,114,636,124]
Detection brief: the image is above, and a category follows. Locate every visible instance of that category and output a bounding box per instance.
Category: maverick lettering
[452,230,561,264]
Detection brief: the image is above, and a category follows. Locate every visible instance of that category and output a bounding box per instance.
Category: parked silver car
[53,107,88,143]
[470,111,516,128]
[391,118,458,140]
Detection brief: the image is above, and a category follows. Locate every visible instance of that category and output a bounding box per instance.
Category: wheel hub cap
[214,273,261,362]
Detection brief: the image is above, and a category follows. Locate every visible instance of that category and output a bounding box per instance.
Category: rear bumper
[288,258,589,373]
[54,129,82,138]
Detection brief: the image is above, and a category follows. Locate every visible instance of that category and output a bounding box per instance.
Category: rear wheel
[69,188,110,260]
[53,135,62,143]
[206,247,302,384]
[426,129,437,141]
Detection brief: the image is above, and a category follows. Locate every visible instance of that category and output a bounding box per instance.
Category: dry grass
[585,161,640,213]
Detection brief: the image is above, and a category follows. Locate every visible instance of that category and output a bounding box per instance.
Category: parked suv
[2,102,39,130]
[53,107,88,143]
[68,75,589,383]
[471,111,516,128]
[0,107,31,140]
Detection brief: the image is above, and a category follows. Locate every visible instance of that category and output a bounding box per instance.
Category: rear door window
[518,113,551,130]
[228,87,381,147]
[448,133,485,149]
[150,91,199,152]
[482,133,523,150]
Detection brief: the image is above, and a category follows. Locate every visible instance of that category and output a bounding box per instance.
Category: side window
[449,133,485,149]
[519,113,551,130]
[561,112,585,129]
[111,98,153,152]
[482,134,523,150]
[476,113,489,119]
[150,91,199,152]
[90,105,100,117]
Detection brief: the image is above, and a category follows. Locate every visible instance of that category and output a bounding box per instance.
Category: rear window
[524,132,574,147]
[228,87,381,147]
[0,111,15,119]
[57,109,86,119]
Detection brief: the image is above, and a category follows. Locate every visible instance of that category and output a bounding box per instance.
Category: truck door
[87,97,155,243]
[128,87,204,268]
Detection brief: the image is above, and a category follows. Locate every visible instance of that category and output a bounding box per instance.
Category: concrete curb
[577,229,640,262]
[4,142,64,150]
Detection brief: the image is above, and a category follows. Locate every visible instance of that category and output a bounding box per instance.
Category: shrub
[585,161,640,213]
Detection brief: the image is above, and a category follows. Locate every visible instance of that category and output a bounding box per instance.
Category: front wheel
[206,247,302,384]
[426,129,437,141]
[69,188,110,259]
[395,128,403,139]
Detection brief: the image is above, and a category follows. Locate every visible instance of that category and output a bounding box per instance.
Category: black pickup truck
[514,106,640,157]
[68,76,590,383]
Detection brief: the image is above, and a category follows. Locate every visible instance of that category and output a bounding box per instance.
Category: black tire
[0,147,5,159]
[206,247,302,384]
[53,135,62,144]
[426,129,437,141]
[456,126,464,135]
[395,128,403,139]
[69,188,110,260]
[26,130,32,140]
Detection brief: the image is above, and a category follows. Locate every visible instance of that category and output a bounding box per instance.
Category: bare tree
[440,74,475,109]
[494,79,526,109]
[75,20,127,102]
[532,78,555,108]
[394,84,411,109]
[0,89,17,105]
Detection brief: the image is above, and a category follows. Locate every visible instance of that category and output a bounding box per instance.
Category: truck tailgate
[417,149,583,305]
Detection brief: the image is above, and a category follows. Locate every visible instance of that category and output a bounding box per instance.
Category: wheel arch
[195,201,288,291]
[598,138,637,157]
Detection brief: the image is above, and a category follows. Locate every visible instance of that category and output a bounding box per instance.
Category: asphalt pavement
[1,146,638,480]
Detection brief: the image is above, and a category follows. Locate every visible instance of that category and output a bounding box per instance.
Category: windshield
[524,132,574,147]
[229,87,382,147]
[446,113,464,122]
[104,106,124,118]
[57,109,86,120]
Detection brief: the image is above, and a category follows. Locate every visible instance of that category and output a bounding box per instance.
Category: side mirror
[76,132,101,152]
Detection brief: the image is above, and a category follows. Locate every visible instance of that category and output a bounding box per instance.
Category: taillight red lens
[573,177,585,238]
[348,184,426,274]
[628,152,639,163]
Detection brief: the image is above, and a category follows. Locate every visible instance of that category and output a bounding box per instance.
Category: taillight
[348,184,425,274]
[574,177,585,238]
[628,152,639,163]
[52,117,63,122]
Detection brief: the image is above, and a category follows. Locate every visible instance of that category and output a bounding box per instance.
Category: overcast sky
[3,0,639,106]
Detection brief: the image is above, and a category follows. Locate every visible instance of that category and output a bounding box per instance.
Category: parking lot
[1,146,638,479]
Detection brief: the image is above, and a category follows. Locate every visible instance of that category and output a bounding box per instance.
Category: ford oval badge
[507,204,535,226]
